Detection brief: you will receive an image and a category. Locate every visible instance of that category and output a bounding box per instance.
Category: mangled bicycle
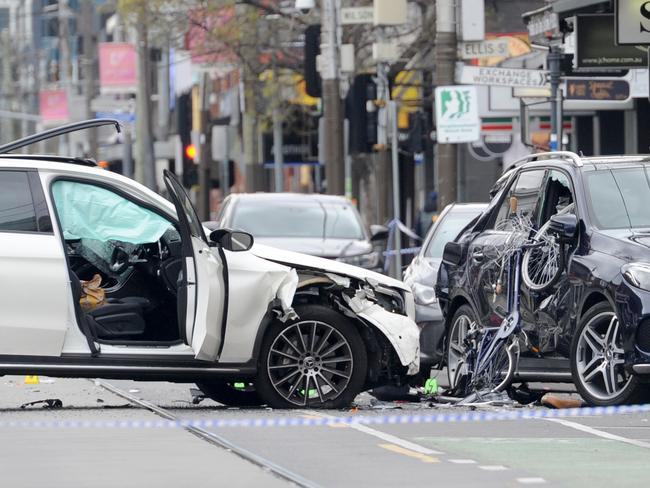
[447,205,573,401]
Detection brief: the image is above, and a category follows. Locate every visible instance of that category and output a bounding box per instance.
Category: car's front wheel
[571,302,639,406]
[256,304,367,409]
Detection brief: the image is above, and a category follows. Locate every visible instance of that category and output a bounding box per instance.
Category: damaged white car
[0,119,419,408]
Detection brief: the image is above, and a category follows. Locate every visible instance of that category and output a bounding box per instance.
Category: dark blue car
[437,152,650,406]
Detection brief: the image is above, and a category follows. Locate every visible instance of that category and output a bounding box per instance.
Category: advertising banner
[99,43,137,93]
[616,0,650,45]
[39,90,69,123]
[576,15,648,70]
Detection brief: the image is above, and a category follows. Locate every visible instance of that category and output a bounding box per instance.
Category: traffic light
[346,74,378,153]
[177,92,197,187]
[184,143,197,161]
[304,25,321,98]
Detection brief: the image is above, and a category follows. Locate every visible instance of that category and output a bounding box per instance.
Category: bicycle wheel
[521,204,574,292]
[475,337,517,393]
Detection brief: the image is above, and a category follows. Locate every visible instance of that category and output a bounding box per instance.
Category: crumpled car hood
[254,236,372,258]
[250,243,409,293]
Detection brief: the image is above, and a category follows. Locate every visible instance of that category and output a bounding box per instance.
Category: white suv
[0,120,419,408]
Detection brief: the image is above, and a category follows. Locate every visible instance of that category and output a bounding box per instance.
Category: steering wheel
[109,246,130,274]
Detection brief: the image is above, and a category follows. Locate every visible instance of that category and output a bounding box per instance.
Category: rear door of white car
[163,170,226,361]
[0,169,68,356]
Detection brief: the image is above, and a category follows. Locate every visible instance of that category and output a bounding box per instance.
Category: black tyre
[196,380,264,407]
[446,305,477,393]
[256,304,368,409]
[570,302,640,406]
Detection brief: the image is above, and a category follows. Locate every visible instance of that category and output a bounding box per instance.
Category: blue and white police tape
[2,403,650,429]
[382,247,421,257]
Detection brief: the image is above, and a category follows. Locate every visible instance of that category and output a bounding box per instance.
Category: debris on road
[20,399,63,409]
[541,393,584,409]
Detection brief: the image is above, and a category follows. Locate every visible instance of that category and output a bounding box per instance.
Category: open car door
[163,170,225,361]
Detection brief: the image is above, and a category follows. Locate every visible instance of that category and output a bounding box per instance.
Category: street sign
[525,9,560,44]
[456,64,549,88]
[512,86,552,98]
[459,39,509,59]
[564,79,630,101]
[616,0,650,45]
[340,6,373,25]
[434,85,480,144]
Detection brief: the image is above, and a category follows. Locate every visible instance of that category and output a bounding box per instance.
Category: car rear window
[231,200,365,239]
[585,167,650,229]
[0,171,38,232]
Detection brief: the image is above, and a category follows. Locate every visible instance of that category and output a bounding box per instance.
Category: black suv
[437,151,650,406]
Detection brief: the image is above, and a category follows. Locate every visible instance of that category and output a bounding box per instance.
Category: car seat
[70,271,150,340]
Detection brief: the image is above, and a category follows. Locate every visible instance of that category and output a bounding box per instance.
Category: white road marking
[545,418,650,450]
[448,459,476,464]
[300,410,443,455]
[479,465,508,471]
[517,477,546,484]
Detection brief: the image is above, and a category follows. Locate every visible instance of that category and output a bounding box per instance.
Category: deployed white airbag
[52,180,172,244]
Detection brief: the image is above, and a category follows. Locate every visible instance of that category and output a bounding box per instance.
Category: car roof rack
[0,154,98,167]
[510,151,583,168]
[0,118,121,155]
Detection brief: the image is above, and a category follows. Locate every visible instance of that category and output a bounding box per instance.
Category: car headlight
[621,263,650,291]
[412,282,437,305]
[337,251,381,269]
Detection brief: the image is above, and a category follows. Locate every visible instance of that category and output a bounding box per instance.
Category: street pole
[58,0,72,154]
[344,118,352,200]
[134,13,156,189]
[434,0,458,209]
[271,23,284,192]
[222,126,231,198]
[157,41,170,142]
[389,100,402,278]
[548,44,563,151]
[1,30,15,143]
[321,0,344,195]
[198,72,211,220]
[123,126,133,178]
[81,0,97,157]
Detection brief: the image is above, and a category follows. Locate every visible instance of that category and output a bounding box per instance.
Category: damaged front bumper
[343,292,421,376]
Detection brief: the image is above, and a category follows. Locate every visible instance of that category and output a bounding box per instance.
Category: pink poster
[99,42,137,91]
[39,90,69,122]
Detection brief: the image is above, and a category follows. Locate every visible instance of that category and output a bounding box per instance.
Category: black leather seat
[70,271,150,340]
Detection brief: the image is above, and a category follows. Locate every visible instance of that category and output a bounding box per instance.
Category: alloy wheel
[267,320,353,406]
[576,312,632,401]
[448,314,474,390]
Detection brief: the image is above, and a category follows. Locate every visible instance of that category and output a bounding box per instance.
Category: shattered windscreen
[52,180,173,244]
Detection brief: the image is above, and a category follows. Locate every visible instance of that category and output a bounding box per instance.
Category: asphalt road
[1,376,650,488]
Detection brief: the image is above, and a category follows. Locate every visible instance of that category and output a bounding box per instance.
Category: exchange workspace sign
[434,85,480,143]
[456,64,549,88]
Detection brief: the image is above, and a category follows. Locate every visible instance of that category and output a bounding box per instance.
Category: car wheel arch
[445,294,473,329]
[252,284,408,388]
[578,290,615,323]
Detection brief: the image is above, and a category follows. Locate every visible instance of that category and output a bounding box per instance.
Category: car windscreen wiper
[0,118,121,154]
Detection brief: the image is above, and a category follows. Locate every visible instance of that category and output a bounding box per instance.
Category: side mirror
[548,213,578,240]
[370,224,389,242]
[209,229,254,252]
[442,241,464,266]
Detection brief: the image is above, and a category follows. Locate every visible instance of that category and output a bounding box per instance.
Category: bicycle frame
[463,246,525,394]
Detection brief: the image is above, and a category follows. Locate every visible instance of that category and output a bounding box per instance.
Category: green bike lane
[380,414,650,487]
